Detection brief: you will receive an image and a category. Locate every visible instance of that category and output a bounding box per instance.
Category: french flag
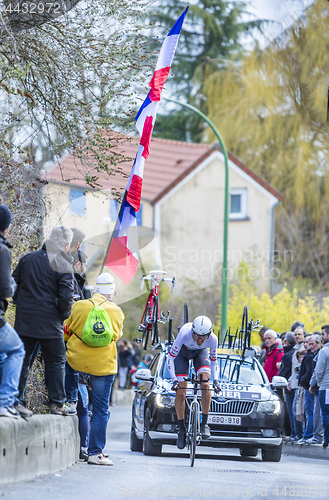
[126,6,189,212]
[104,200,139,285]
[103,7,188,284]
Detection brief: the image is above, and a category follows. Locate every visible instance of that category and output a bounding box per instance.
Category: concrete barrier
[0,415,79,485]
[283,441,329,460]
[112,389,135,406]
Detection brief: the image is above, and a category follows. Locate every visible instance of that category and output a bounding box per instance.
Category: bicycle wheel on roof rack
[142,305,151,351]
[241,306,248,356]
[182,302,188,325]
[151,298,159,346]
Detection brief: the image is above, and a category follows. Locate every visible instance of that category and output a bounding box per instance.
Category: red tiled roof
[44,134,283,204]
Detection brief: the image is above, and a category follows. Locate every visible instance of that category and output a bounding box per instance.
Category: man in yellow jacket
[64,273,124,466]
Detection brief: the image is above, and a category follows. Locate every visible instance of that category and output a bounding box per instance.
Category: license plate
[209,415,241,425]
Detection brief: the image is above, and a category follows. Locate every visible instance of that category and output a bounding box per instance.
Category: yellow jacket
[64,293,124,376]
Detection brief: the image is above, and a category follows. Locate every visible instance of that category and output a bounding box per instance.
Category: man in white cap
[64,273,124,466]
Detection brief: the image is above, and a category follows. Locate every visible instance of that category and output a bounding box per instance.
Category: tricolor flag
[126,6,189,212]
[102,7,188,284]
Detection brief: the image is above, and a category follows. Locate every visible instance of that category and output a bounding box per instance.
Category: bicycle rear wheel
[189,404,197,467]
[142,305,151,351]
[241,306,248,355]
[151,298,159,345]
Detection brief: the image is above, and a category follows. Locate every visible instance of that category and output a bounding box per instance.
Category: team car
[130,321,287,462]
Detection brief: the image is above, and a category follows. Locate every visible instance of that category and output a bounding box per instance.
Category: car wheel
[261,443,282,462]
[130,423,143,452]
[240,448,258,457]
[143,408,162,456]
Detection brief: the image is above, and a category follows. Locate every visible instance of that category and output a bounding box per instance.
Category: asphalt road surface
[1,405,328,500]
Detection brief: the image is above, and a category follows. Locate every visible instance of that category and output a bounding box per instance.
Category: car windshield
[162,354,265,385]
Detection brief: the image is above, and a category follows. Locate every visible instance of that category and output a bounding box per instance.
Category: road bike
[220,305,261,356]
[138,270,175,350]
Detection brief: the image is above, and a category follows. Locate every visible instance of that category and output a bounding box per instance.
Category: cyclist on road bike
[166,316,221,449]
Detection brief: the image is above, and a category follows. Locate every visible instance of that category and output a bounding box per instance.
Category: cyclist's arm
[209,334,219,381]
[166,330,186,381]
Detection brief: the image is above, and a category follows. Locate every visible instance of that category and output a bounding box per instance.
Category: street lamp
[163,97,229,339]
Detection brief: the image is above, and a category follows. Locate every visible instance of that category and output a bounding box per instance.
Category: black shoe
[201,423,211,440]
[79,449,88,461]
[177,430,186,449]
[323,443,328,449]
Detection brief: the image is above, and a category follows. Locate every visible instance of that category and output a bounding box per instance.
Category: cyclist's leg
[174,349,189,419]
[193,349,211,439]
[174,349,189,449]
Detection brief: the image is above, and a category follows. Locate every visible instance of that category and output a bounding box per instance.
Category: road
[1,405,328,500]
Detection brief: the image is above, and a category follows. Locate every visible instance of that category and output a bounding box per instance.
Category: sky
[237,0,315,47]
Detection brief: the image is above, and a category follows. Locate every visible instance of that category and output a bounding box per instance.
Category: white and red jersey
[167,322,219,381]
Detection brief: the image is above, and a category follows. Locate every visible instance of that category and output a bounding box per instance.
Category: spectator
[0,206,31,418]
[130,353,154,387]
[295,350,306,426]
[117,340,133,390]
[298,334,318,443]
[263,330,284,382]
[308,334,323,444]
[258,326,269,366]
[69,228,85,257]
[131,338,141,367]
[64,272,124,465]
[72,250,88,301]
[13,226,74,415]
[315,325,329,448]
[291,321,305,333]
[279,332,296,439]
[287,326,305,441]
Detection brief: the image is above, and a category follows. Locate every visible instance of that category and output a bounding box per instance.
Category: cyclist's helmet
[191,316,212,337]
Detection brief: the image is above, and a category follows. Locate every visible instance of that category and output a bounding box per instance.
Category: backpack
[81,299,114,347]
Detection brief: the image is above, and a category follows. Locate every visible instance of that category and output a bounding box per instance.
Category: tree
[151,0,260,142]
[0,0,151,181]
[203,0,329,289]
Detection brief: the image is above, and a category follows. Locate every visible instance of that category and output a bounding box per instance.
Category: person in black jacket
[0,206,32,418]
[13,226,74,416]
[279,332,296,440]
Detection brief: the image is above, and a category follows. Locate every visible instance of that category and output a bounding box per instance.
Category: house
[43,134,283,294]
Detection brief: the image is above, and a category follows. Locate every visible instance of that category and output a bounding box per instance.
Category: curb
[283,442,329,460]
[0,414,79,485]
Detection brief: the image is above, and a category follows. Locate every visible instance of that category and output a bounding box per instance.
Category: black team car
[130,309,287,462]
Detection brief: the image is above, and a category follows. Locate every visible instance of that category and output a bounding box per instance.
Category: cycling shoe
[201,423,211,440]
[177,430,186,449]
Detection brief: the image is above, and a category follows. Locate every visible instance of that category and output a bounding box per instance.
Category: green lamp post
[163,97,229,340]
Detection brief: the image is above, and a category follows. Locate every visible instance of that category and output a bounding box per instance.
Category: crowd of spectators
[0,205,124,466]
[260,322,329,448]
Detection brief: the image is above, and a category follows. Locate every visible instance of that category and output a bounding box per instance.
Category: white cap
[94,273,116,295]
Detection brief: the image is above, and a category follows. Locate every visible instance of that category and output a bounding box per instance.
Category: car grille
[209,400,255,415]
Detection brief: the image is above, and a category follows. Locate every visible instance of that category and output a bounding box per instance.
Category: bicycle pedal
[138,325,146,332]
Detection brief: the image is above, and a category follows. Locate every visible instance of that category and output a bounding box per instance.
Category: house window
[136,203,143,226]
[229,189,247,219]
[69,189,86,216]
[110,199,118,221]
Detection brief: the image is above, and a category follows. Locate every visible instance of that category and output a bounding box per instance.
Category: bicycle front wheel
[189,405,197,467]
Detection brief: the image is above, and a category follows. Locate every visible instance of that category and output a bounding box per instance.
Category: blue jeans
[88,374,115,456]
[0,322,25,407]
[303,390,314,440]
[319,390,329,445]
[292,389,304,439]
[65,361,79,403]
[285,388,296,438]
[77,384,89,449]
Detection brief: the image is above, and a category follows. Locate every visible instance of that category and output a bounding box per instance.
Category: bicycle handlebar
[140,274,175,292]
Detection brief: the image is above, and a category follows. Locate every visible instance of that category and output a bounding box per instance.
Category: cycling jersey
[167,322,219,381]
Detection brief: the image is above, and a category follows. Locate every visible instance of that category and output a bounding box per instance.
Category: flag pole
[99,188,150,291]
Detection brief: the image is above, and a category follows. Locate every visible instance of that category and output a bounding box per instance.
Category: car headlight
[155,394,175,408]
[257,399,281,415]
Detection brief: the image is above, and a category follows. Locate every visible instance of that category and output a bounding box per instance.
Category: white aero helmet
[192,316,212,336]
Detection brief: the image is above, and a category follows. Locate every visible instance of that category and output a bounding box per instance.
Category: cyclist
[167,316,221,449]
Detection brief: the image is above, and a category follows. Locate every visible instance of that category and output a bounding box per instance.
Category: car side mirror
[271,376,288,388]
[135,368,154,381]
